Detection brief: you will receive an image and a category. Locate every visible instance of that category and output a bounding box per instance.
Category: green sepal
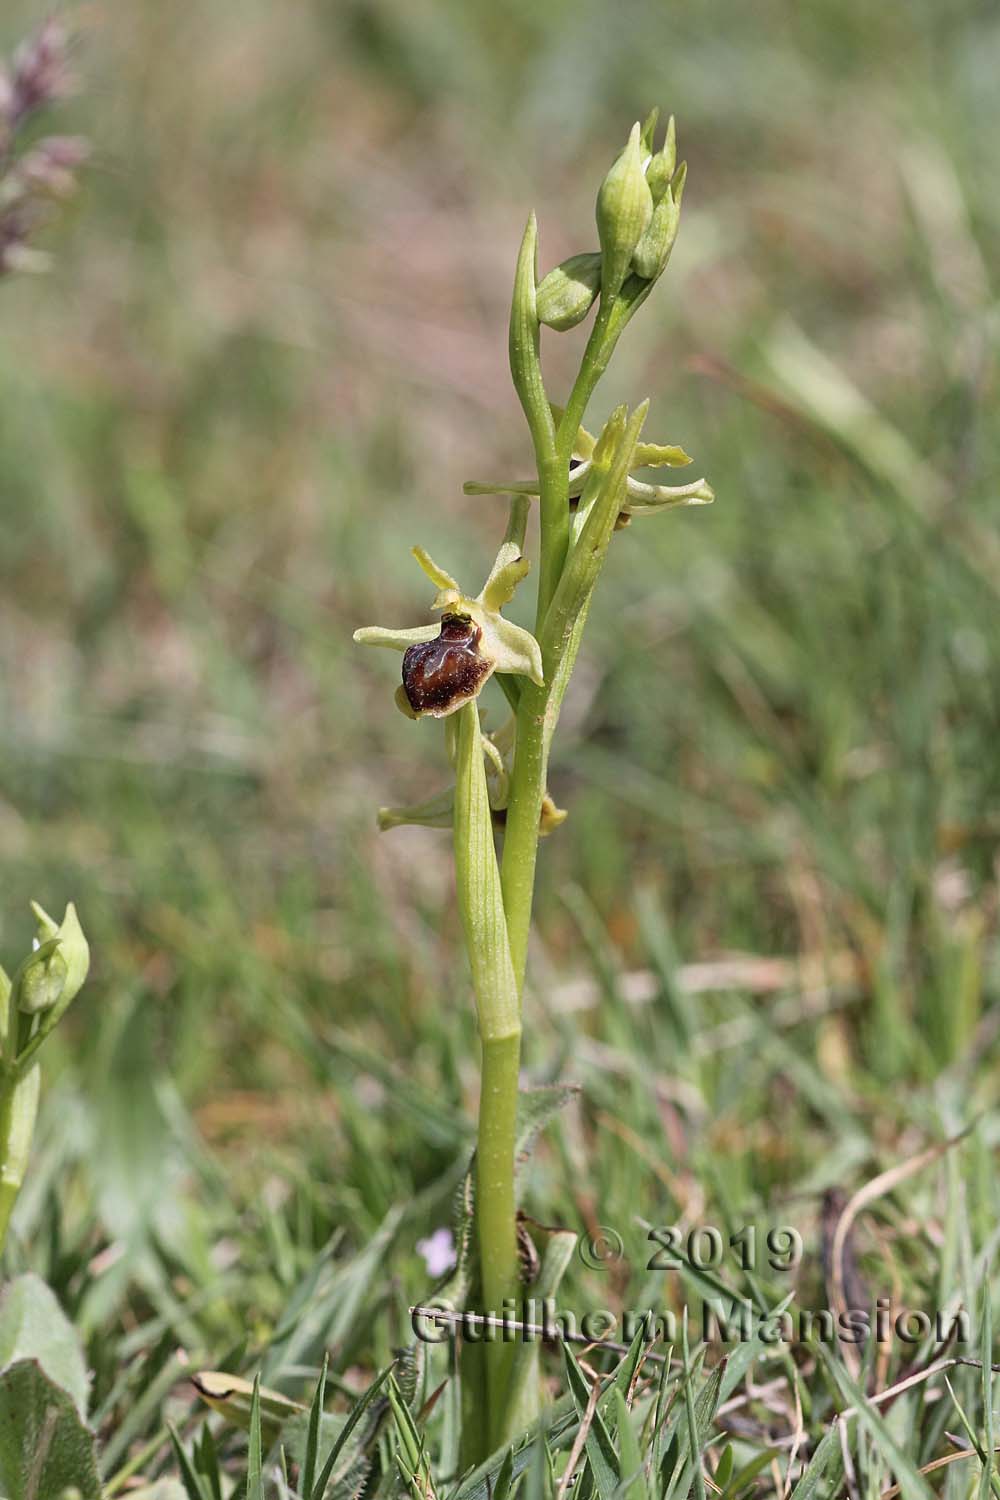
[639,106,660,158]
[620,474,714,513]
[633,439,691,467]
[645,114,676,202]
[353,623,438,652]
[377,788,456,831]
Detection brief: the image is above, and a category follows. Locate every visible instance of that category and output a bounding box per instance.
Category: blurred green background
[1,0,998,1399]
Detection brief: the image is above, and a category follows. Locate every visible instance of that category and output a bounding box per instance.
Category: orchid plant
[0,902,90,1252]
[355,111,712,1455]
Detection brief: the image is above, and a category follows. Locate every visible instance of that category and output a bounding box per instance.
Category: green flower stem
[453,699,522,1449]
[531,295,621,624]
[501,300,630,988]
[554,297,620,469]
[499,685,548,996]
[0,1061,40,1253]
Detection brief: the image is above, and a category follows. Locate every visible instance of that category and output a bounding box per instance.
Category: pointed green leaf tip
[639,106,660,158]
[645,114,677,201]
[596,122,653,299]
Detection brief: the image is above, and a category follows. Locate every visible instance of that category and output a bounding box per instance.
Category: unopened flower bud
[645,115,676,203]
[13,939,67,1015]
[535,251,602,331]
[596,122,653,299]
[631,187,681,281]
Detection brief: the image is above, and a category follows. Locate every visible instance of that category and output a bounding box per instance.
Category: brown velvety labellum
[401,613,492,716]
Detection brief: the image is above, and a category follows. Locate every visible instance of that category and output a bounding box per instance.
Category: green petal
[480,542,530,612]
[378,787,455,831]
[411,546,461,594]
[632,441,692,468]
[353,623,438,651]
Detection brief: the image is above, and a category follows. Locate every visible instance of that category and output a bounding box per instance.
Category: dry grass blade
[829,1130,970,1374]
[879,1445,1000,1500]
[554,1369,602,1500]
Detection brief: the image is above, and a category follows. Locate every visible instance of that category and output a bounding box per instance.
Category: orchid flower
[353,540,544,719]
[464,405,713,524]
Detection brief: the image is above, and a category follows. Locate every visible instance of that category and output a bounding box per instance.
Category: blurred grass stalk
[0,19,88,276]
[0,21,91,1256]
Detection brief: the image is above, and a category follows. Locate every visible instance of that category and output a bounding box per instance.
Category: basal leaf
[0,1274,90,1419]
[0,1359,100,1500]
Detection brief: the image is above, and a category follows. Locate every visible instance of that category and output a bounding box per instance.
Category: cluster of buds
[534,110,685,332]
[0,20,88,276]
